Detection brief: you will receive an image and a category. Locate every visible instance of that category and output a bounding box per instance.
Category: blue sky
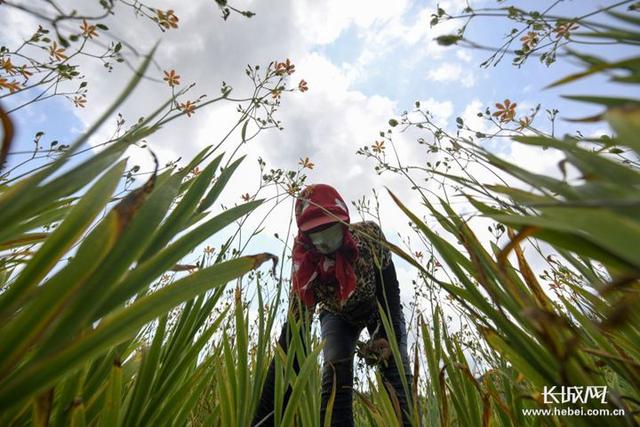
[340,2,622,151]
[3,96,85,176]
[314,0,635,139]
[4,0,633,168]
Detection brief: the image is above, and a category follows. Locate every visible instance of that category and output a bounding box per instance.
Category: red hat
[295,184,350,232]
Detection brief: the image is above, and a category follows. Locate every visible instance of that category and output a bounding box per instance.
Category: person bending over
[252,183,415,427]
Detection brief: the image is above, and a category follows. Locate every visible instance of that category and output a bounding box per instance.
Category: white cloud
[461,99,488,133]
[293,0,410,45]
[0,6,39,46]
[427,62,476,87]
[250,52,403,207]
[407,98,454,128]
[456,49,473,62]
[325,5,438,85]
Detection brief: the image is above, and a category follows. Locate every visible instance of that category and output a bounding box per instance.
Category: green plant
[0,51,278,425]
[357,2,640,426]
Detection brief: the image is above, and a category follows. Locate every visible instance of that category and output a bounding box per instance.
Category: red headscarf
[292,184,359,308]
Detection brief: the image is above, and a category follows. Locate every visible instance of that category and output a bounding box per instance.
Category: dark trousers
[252,308,414,426]
[252,262,415,426]
[319,308,414,427]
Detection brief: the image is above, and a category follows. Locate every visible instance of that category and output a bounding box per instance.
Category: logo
[542,386,608,404]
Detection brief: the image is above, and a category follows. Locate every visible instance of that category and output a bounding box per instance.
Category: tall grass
[377,8,640,427]
[0,52,275,426]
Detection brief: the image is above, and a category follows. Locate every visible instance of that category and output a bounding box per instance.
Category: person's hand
[357,337,391,366]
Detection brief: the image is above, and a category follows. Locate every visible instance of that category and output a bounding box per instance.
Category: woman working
[252,183,415,426]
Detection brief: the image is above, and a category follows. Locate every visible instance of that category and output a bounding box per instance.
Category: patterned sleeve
[362,221,392,270]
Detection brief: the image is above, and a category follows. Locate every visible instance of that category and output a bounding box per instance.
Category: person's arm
[377,261,401,316]
[364,220,397,319]
[367,221,408,350]
[368,222,416,427]
[252,288,315,426]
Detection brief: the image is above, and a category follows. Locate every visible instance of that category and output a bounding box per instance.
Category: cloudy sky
[1,0,632,326]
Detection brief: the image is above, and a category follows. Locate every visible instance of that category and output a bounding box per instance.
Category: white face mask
[308,223,344,254]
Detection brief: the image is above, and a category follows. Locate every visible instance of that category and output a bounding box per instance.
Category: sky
[1,0,635,349]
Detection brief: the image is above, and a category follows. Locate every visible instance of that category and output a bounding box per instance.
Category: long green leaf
[0,253,275,410]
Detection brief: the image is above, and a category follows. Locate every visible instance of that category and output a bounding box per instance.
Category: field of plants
[1,0,639,426]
